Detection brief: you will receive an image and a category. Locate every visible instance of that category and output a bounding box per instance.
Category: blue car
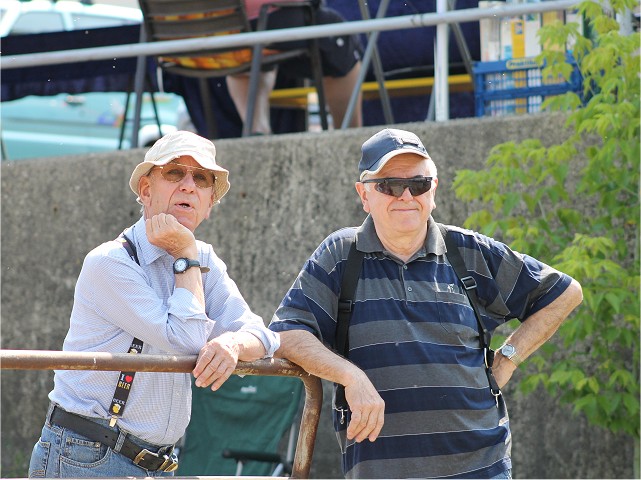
[2,91,188,160]
[0,0,190,161]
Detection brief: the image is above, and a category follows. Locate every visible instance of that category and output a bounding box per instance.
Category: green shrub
[453,0,640,444]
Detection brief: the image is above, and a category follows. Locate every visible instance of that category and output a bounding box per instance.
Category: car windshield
[70,12,139,29]
[0,1,190,161]
[9,10,65,35]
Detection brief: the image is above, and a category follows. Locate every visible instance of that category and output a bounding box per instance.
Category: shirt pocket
[435,290,479,346]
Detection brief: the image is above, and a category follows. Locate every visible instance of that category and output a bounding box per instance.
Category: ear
[203,192,215,219]
[355,182,370,213]
[138,175,153,207]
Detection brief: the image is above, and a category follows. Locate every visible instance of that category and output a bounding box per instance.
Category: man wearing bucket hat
[270,128,583,478]
[29,131,279,478]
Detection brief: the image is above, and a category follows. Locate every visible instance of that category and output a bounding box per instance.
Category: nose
[179,170,197,191]
[398,186,414,200]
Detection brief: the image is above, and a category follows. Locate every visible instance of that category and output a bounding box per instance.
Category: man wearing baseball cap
[29,131,279,478]
[270,128,583,478]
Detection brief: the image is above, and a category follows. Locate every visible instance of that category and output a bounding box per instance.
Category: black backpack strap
[334,236,365,423]
[336,239,365,358]
[438,223,501,402]
[109,231,144,426]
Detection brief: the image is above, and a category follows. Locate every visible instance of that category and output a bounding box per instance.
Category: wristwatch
[499,343,522,367]
[173,258,210,274]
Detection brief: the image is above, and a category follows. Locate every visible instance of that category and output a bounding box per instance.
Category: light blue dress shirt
[49,216,280,446]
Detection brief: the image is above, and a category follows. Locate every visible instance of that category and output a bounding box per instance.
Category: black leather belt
[50,406,178,472]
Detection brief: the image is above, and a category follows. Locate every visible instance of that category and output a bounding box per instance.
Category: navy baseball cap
[358,128,431,180]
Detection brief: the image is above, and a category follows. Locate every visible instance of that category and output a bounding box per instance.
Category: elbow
[569,278,584,309]
[274,329,308,360]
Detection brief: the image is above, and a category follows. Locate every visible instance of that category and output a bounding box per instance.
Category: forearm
[276,329,385,442]
[145,213,206,308]
[494,278,583,385]
[174,266,206,308]
[230,331,267,361]
[275,329,366,387]
[193,331,266,390]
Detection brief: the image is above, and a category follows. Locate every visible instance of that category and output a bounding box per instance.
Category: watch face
[501,344,516,357]
[174,258,188,272]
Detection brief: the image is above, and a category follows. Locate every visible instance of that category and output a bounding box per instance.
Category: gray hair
[360,157,437,182]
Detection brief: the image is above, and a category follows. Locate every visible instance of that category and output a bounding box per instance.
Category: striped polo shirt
[270,215,571,478]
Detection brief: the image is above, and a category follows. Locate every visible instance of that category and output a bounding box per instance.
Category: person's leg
[29,404,177,478]
[226,69,277,135]
[322,61,363,129]
[311,8,363,129]
[29,422,148,478]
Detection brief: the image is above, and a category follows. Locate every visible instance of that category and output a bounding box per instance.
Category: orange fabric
[155,9,279,70]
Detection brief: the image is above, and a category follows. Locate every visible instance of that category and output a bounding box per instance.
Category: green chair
[178,374,303,476]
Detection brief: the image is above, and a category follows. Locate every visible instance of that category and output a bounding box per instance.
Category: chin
[395,219,427,232]
[176,217,197,232]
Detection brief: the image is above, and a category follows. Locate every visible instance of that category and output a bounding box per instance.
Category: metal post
[435,0,450,121]
[131,26,147,149]
[342,0,394,129]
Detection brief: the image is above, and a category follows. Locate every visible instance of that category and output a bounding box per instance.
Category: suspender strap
[334,238,365,421]
[438,223,501,398]
[110,232,145,426]
[118,232,140,265]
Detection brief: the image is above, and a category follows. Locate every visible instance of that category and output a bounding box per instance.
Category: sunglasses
[156,164,216,189]
[362,176,433,197]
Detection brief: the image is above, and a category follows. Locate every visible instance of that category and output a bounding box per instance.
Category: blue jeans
[28,403,176,478]
[491,469,513,479]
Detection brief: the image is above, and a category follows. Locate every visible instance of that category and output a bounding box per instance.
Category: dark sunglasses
[156,164,216,189]
[361,176,433,197]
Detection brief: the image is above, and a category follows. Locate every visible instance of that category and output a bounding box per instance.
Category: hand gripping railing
[0,349,322,479]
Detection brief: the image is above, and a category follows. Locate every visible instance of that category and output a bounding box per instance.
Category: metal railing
[0,0,579,70]
[0,350,323,479]
[0,0,580,143]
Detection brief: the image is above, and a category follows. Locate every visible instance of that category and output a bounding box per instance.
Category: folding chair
[136,0,328,138]
[178,374,304,477]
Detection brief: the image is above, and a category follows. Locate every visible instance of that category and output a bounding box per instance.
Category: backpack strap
[437,223,501,402]
[109,231,145,426]
[334,236,365,423]
[336,239,365,358]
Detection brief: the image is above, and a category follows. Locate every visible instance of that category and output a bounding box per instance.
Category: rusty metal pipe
[0,350,322,479]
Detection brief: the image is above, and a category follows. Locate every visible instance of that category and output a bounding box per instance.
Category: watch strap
[501,344,523,367]
[174,258,211,274]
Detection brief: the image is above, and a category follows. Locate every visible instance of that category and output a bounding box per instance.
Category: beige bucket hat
[129,130,230,204]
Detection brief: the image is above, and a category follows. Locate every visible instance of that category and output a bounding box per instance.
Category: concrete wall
[1,114,634,478]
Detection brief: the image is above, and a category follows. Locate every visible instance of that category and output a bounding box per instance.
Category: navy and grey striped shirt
[270,215,571,478]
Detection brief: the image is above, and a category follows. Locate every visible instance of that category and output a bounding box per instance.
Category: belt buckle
[160,456,179,473]
[133,448,178,472]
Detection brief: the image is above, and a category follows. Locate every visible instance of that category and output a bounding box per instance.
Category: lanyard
[109,232,144,427]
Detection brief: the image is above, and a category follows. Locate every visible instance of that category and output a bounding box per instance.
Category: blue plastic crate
[473,56,583,117]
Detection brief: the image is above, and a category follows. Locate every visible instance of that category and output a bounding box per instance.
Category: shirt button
[403,265,408,270]
[407,286,413,292]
